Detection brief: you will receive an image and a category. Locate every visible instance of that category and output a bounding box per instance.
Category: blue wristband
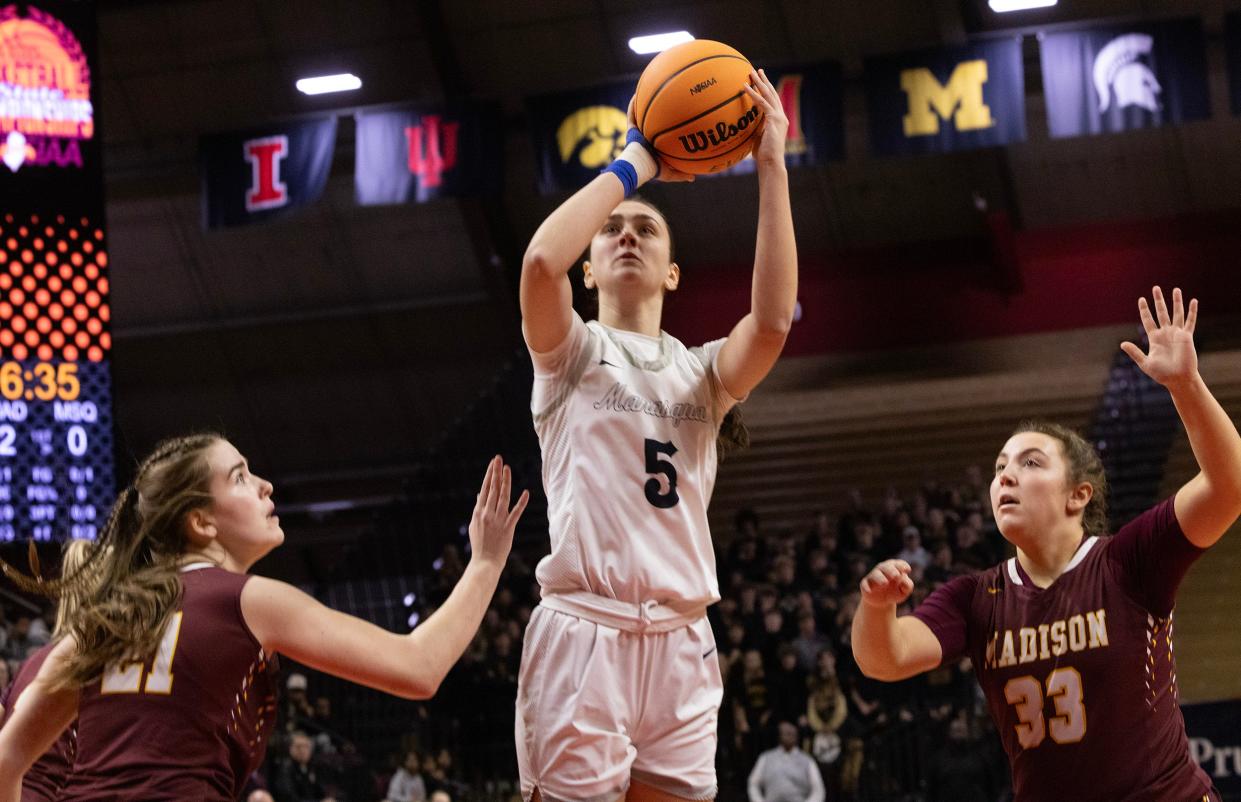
[626,126,656,157]
[602,159,639,198]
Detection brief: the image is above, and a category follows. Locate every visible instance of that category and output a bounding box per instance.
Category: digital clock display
[0,216,114,542]
[0,2,114,543]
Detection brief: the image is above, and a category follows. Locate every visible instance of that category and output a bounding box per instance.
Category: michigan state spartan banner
[864,37,1025,157]
[1040,18,1210,139]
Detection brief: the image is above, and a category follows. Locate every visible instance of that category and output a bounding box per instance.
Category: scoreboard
[0,2,114,542]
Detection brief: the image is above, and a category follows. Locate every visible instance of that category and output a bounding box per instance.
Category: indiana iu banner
[864,37,1025,157]
[354,103,502,206]
[1040,18,1210,139]
[200,117,337,229]
[1226,12,1241,115]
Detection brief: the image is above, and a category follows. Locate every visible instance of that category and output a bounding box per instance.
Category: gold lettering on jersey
[1087,610,1109,648]
[593,381,709,428]
[1050,620,1068,656]
[900,60,995,137]
[1019,628,1038,664]
[985,608,1109,669]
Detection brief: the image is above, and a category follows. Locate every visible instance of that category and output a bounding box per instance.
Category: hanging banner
[526,80,632,195]
[200,117,337,229]
[865,37,1025,157]
[526,61,844,194]
[354,102,501,206]
[1226,12,1241,115]
[1040,18,1209,139]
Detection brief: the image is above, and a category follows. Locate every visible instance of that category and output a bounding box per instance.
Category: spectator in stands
[767,645,809,729]
[247,790,276,802]
[27,608,52,646]
[895,526,931,572]
[0,657,10,694]
[270,731,334,802]
[924,542,955,585]
[282,673,315,731]
[385,750,427,802]
[747,720,825,802]
[951,523,992,570]
[430,791,451,802]
[924,714,996,802]
[790,612,829,673]
[2,615,31,661]
[805,649,848,787]
[732,649,772,765]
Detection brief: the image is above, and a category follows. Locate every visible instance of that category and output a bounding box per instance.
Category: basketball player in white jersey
[516,70,796,802]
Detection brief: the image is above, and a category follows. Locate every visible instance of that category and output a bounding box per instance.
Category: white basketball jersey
[529,314,739,607]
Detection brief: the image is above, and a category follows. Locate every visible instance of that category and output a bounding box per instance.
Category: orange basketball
[634,40,763,175]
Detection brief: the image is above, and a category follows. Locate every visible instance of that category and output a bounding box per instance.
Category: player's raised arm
[520,99,692,354]
[241,457,528,699]
[850,559,943,681]
[716,69,798,401]
[0,639,78,801]
[1121,287,1241,548]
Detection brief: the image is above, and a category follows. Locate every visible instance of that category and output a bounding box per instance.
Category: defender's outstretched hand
[468,456,529,566]
[1121,286,1199,390]
[859,560,915,609]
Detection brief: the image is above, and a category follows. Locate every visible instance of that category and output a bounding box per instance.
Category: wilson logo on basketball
[677,105,761,154]
[689,77,717,96]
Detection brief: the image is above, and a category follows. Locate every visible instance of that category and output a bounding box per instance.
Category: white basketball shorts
[515,604,723,802]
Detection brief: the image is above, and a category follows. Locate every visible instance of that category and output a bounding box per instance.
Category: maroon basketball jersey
[57,565,278,802]
[1,643,76,802]
[914,498,1215,802]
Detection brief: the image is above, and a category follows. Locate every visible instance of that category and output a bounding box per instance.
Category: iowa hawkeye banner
[1040,18,1209,139]
[865,37,1025,157]
[355,103,501,206]
[526,63,844,195]
[200,117,337,229]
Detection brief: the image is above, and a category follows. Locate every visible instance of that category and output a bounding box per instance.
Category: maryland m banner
[865,37,1025,157]
[355,103,502,206]
[200,117,337,229]
[1040,18,1209,139]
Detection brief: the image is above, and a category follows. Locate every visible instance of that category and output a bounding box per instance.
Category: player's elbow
[521,246,555,281]
[399,673,440,701]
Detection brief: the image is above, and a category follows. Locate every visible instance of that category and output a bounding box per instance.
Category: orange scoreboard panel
[0,2,114,541]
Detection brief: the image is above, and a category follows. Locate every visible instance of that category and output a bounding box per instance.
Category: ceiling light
[628,31,694,55]
[295,73,362,95]
[988,0,1057,11]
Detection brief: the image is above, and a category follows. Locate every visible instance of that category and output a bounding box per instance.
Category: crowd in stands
[0,465,1012,802]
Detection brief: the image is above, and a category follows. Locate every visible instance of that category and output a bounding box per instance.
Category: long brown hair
[1,433,222,687]
[1011,420,1110,538]
[52,538,100,638]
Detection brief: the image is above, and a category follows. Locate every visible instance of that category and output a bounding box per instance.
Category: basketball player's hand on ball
[859,560,915,609]
[1121,286,1200,392]
[468,456,530,567]
[743,69,788,168]
[625,96,695,183]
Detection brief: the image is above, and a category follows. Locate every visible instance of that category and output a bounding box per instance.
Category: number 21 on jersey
[101,612,184,695]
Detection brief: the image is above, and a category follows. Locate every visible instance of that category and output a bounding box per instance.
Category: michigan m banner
[865,37,1025,156]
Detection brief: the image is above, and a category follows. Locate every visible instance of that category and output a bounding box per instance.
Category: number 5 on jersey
[101,612,184,695]
[644,438,679,508]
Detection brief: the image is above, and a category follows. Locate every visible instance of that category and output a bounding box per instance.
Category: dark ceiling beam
[416,0,522,333]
